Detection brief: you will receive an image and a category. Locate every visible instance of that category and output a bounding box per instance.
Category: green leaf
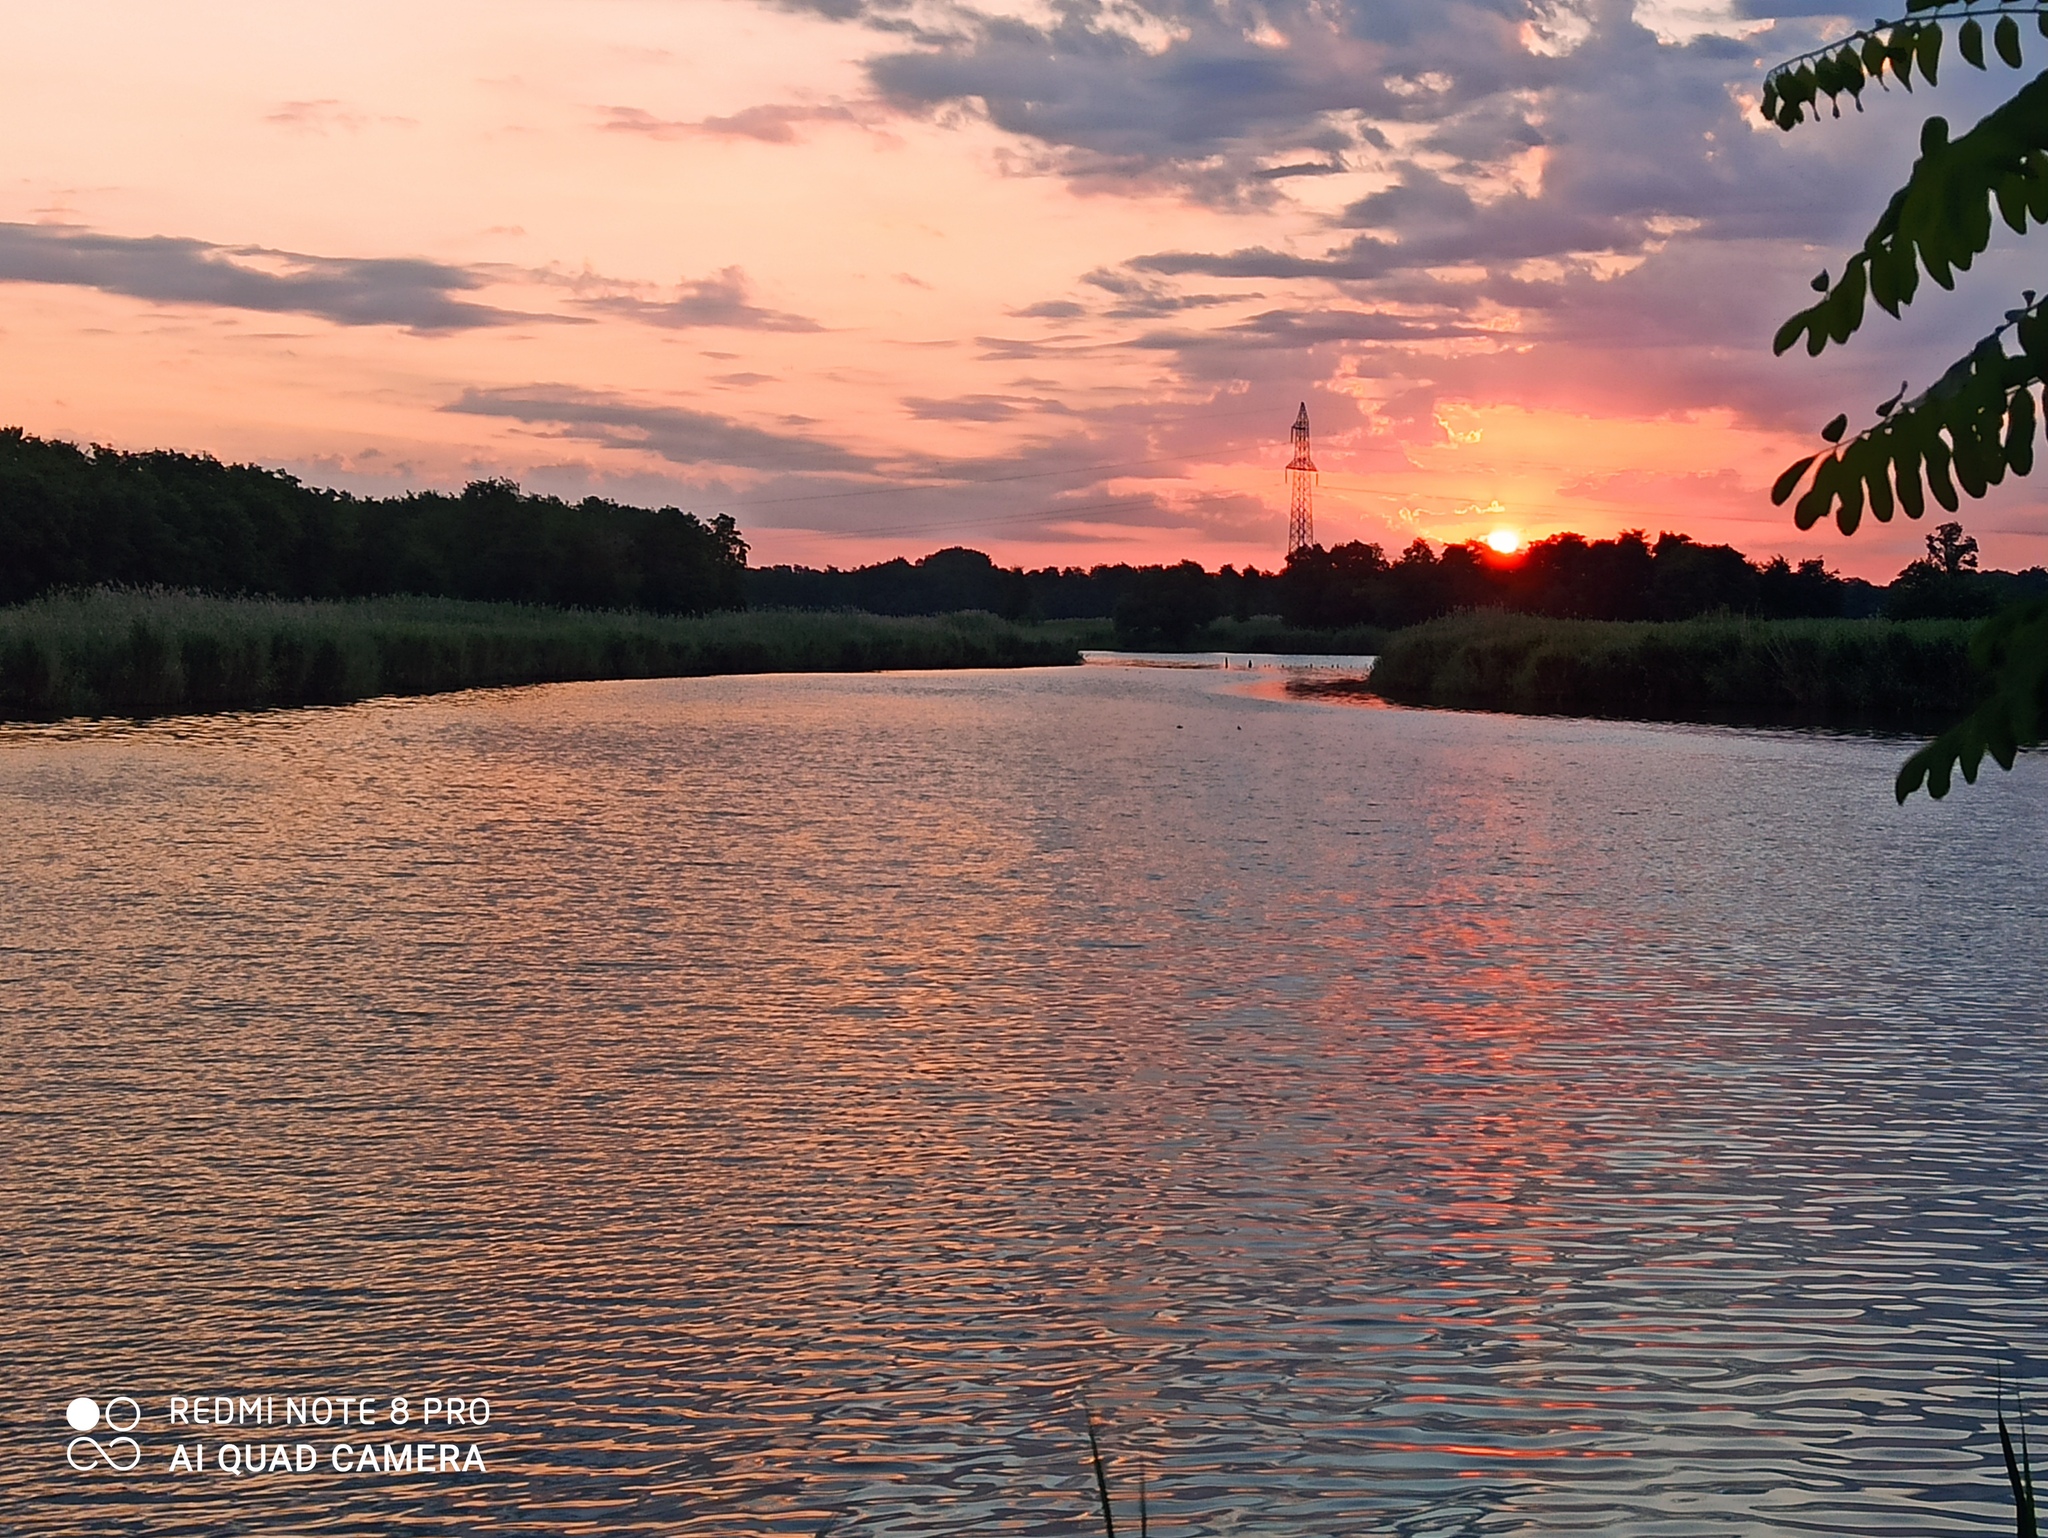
[1821,412,1849,443]
[1961,18,1986,69]
[2019,306,2048,371]
[2007,384,2037,475]
[1952,418,1992,496]
[1926,432,1961,510]
[1891,24,1919,87]
[1997,16,2024,70]
[1773,312,1810,356]
[1996,170,2031,232]
[1836,44,1866,99]
[1771,454,1818,504]
[1917,20,1941,83]
[1830,260,1867,342]
[1894,440,1927,519]
[1793,460,1836,530]
[1834,459,1865,532]
[1870,243,1902,314]
[1864,454,1896,520]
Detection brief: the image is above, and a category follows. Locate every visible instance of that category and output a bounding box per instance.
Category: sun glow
[1485,528,1523,555]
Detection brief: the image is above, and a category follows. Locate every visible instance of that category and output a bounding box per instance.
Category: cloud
[1081,267,1246,319]
[855,0,1552,202]
[264,99,415,134]
[1010,299,1085,319]
[601,101,883,144]
[446,385,875,473]
[0,222,544,332]
[902,394,1021,421]
[1134,306,1481,353]
[577,267,823,331]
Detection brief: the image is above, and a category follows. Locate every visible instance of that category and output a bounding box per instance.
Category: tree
[1761,2,2048,799]
[1927,518,1984,571]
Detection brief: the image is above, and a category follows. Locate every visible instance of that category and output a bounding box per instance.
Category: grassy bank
[0,590,1081,720]
[1367,610,1980,730]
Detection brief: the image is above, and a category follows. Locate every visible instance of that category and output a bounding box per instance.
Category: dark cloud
[1251,159,1346,181]
[1081,266,1246,318]
[902,394,1021,421]
[857,0,1546,201]
[579,268,823,331]
[1134,307,1478,351]
[447,385,875,473]
[0,221,544,332]
[1010,299,1086,319]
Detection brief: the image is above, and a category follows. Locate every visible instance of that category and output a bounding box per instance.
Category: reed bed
[1368,610,1981,731]
[0,589,1081,720]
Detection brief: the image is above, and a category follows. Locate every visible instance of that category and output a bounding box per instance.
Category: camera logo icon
[65,1395,142,1472]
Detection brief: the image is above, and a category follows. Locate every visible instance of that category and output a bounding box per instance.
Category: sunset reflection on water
[4,665,2047,1536]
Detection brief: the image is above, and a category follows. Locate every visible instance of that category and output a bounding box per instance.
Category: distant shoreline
[0,592,1992,737]
[0,591,1081,723]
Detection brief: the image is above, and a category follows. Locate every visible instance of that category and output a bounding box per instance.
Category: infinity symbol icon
[67,1435,142,1472]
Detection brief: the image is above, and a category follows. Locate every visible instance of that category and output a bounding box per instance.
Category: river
[4,661,2046,1536]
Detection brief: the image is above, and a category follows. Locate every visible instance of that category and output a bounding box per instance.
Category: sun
[1485,528,1523,555]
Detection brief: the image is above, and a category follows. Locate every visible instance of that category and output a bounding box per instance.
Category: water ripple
[2,668,2046,1535]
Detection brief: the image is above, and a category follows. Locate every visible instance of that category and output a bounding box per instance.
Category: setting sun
[1485,529,1523,555]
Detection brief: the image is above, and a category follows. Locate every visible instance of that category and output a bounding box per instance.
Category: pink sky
[3,0,2044,581]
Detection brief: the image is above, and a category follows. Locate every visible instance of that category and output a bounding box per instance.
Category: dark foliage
[1279,530,1881,629]
[0,592,1076,720]
[1882,520,2048,617]
[1757,4,2048,796]
[1369,610,1980,733]
[0,429,748,613]
[1113,560,1221,645]
[747,546,1032,619]
[747,549,1286,627]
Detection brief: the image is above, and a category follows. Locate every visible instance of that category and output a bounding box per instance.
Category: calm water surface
[4,664,2047,1537]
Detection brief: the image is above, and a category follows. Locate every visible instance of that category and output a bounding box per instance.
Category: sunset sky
[5,0,2046,577]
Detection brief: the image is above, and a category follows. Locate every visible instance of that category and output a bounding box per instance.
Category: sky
[4,0,2046,578]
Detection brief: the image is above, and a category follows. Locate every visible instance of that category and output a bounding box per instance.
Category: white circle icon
[66,1398,99,1433]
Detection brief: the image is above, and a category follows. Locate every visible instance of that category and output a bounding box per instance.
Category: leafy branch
[1771,296,2048,533]
[1764,2,2048,128]
[1766,1,2048,799]
[1773,71,2048,357]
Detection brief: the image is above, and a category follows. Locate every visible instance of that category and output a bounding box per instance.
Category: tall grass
[1369,610,1980,731]
[0,589,1081,721]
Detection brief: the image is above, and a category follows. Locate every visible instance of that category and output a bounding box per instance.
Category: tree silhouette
[1762,2,2048,798]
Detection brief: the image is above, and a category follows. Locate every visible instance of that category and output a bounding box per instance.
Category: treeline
[750,528,2047,643]
[1282,532,1876,628]
[10,428,2041,644]
[747,548,1279,630]
[0,429,748,613]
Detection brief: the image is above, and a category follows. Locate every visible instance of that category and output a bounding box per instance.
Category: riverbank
[1365,611,1980,730]
[0,590,1081,720]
